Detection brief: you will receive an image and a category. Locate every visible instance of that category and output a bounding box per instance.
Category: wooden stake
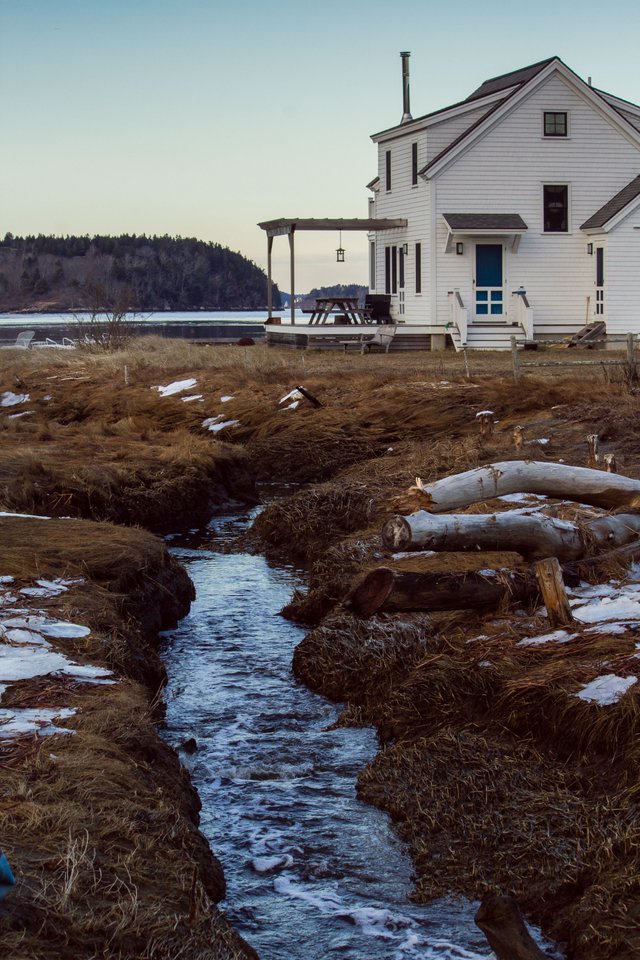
[627,331,636,383]
[296,385,323,408]
[586,434,600,467]
[534,557,574,628]
[513,425,524,451]
[511,336,521,381]
[476,411,494,437]
[604,452,617,473]
[462,348,471,380]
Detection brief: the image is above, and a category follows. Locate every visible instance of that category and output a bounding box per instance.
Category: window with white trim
[543,111,567,137]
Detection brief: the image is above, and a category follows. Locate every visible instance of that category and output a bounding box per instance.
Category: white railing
[447,290,468,349]
[511,288,534,340]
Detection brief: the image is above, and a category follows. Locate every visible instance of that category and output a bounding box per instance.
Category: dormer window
[544,111,567,137]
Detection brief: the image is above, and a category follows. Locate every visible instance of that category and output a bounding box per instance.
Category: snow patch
[518,629,575,647]
[153,378,197,397]
[575,674,637,706]
[205,419,240,433]
[573,596,640,624]
[181,394,203,403]
[1,392,29,407]
[0,707,76,738]
[279,389,304,405]
[220,395,234,403]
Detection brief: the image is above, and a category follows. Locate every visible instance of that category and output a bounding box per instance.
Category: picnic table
[307,297,372,325]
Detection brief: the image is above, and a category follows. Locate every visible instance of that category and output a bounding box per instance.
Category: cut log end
[344,568,395,618]
[382,515,412,551]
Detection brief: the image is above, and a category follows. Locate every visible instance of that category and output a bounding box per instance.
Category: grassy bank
[3,338,639,958]
[0,515,255,959]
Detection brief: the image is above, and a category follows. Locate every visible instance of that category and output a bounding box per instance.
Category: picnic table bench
[322,324,397,354]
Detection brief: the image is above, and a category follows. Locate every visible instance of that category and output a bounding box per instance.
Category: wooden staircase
[460,322,528,351]
[566,321,606,347]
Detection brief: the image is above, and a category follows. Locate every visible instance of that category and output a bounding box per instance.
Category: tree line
[0,233,281,312]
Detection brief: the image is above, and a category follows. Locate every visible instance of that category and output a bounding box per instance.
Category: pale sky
[2,0,640,293]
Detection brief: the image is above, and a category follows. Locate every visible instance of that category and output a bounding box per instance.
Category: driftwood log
[475,894,547,960]
[408,461,640,513]
[345,567,538,617]
[347,540,640,618]
[382,511,640,561]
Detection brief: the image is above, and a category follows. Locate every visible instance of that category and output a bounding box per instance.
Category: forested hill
[303,284,367,304]
[0,234,281,312]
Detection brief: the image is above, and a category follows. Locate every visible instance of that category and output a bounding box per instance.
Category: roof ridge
[475,56,559,88]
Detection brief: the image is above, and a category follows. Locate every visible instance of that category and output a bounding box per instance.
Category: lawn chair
[0,330,35,350]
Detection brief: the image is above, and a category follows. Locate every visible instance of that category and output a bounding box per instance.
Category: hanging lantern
[336,230,345,262]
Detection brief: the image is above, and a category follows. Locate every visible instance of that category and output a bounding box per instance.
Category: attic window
[544,111,567,137]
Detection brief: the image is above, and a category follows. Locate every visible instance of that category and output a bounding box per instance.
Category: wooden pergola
[257,218,407,324]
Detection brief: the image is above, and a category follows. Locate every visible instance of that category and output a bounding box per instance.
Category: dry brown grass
[0,686,255,960]
[4,340,640,958]
[358,726,639,960]
[0,515,255,959]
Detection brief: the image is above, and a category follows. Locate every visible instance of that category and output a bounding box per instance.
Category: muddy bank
[0,515,256,960]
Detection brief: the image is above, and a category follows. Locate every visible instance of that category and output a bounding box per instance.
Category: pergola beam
[258,217,407,237]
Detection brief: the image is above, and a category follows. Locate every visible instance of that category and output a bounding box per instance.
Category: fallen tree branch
[410,461,640,513]
[382,511,640,561]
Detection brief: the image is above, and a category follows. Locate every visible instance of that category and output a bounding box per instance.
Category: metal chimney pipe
[400,51,412,123]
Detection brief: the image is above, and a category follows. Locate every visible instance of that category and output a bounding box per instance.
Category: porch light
[587,243,594,255]
[336,230,345,262]
[402,243,409,255]
[456,241,464,255]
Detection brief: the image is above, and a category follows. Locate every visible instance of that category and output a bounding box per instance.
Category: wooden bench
[318,324,397,355]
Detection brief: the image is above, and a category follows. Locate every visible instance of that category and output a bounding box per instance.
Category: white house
[367,54,640,349]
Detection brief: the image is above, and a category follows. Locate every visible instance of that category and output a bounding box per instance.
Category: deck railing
[511,288,534,339]
[447,289,468,349]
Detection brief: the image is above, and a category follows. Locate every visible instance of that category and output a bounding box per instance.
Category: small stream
[160,506,494,959]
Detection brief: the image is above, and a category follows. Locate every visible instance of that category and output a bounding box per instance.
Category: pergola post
[266,235,273,319]
[288,228,295,325]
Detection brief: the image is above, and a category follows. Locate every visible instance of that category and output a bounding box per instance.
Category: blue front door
[475,244,504,318]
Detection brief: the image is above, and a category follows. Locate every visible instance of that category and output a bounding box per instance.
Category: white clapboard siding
[371,101,499,323]
[425,103,497,162]
[605,205,640,333]
[373,129,430,322]
[432,73,640,332]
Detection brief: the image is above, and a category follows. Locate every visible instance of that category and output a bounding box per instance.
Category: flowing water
[160,507,529,959]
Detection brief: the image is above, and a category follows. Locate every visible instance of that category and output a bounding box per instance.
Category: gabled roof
[366,176,380,191]
[420,58,640,179]
[580,175,640,230]
[372,57,557,141]
[465,57,557,102]
[370,89,508,141]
